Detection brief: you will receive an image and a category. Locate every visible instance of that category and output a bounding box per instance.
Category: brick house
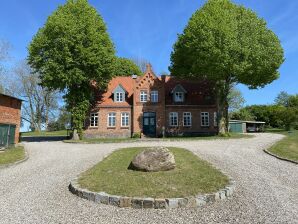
[0,93,22,146]
[84,64,218,138]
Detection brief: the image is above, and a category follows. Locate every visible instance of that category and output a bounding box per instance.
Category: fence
[0,124,16,148]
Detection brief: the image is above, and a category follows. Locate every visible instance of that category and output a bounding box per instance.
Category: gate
[0,124,16,148]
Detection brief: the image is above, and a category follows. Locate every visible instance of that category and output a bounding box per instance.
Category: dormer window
[174,92,184,102]
[116,92,124,102]
[112,84,126,103]
[171,84,187,103]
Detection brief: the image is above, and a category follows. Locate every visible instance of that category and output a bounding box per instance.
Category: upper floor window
[151,90,158,103]
[116,92,124,102]
[108,112,116,127]
[174,92,184,102]
[121,112,129,127]
[90,113,98,127]
[183,112,192,126]
[201,112,210,127]
[140,90,148,102]
[169,112,178,127]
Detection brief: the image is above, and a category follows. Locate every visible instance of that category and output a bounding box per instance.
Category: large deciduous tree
[115,57,142,76]
[28,0,116,139]
[169,0,284,134]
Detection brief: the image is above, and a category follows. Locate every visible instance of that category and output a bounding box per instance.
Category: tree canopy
[169,0,284,133]
[114,57,142,76]
[28,0,116,139]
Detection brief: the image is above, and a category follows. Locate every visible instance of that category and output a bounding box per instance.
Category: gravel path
[1,133,297,224]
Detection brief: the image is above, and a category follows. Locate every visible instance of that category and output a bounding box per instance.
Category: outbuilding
[0,93,22,148]
[229,120,265,133]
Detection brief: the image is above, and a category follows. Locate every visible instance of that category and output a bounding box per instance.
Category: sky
[0,0,297,106]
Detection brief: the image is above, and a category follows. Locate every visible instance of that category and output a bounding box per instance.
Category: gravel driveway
[0,133,297,224]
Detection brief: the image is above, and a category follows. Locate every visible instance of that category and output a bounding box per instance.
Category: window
[108,112,116,127]
[90,113,98,127]
[214,112,218,127]
[174,92,184,102]
[116,92,124,102]
[183,112,192,126]
[121,112,129,127]
[169,112,178,126]
[140,91,148,102]
[201,112,209,127]
[151,90,158,103]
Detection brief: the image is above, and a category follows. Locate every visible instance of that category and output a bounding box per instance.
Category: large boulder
[130,147,175,172]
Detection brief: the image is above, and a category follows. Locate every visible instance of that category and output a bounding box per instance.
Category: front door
[143,112,156,137]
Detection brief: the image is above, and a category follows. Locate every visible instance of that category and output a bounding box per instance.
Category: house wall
[0,95,22,144]
[165,106,217,136]
[84,107,132,138]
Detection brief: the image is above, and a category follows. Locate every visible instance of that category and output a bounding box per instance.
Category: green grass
[21,130,68,137]
[0,146,25,165]
[65,133,252,144]
[79,147,229,198]
[268,130,298,162]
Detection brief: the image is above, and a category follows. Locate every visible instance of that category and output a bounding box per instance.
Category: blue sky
[0,0,297,106]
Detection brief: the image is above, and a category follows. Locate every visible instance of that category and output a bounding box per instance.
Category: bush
[132,132,141,138]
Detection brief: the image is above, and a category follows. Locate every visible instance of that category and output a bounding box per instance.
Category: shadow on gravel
[21,136,68,142]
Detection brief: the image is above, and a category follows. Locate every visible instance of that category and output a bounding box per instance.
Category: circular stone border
[69,178,235,209]
[263,149,298,165]
[0,144,29,169]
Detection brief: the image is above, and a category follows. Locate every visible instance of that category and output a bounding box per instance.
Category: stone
[219,190,226,200]
[205,194,216,203]
[143,198,154,209]
[109,195,121,207]
[196,196,207,207]
[177,198,188,207]
[131,198,143,209]
[166,198,179,209]
[154,199,167,209]
[130,147,175,172]
[95,192,109,205]
[119,197,132,208]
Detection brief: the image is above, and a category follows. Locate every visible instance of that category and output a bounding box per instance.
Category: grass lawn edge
[0,145,28,168]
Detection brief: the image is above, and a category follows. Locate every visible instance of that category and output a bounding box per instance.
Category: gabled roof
[0,93,23,101]
[112,84,128,94]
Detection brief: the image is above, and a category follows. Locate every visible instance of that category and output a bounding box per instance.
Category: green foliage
[114,57,142,76]
[28,0,116,139]
[277,107,298,131]
[132,132,141,138]
[275,91,291,106]
[228,86,245,112]
[47,106,71,131]
[169,0,284,133]
[288,94,298,108]
[230,108,254,121]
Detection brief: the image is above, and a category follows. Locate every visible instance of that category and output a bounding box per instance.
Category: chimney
[132,74,137,79]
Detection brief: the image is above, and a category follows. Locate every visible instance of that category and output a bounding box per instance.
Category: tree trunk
[217,79,231,135]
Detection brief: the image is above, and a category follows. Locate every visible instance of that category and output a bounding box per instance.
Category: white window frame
[201,112,210,127]
[115,92,124,102]
[150,90,158,103]
[107,112,116,127]
[214,112,218,127]
[121,112,130,127]
[90,113,98,127]
[174,92,184,102]
[169,112,178,127]
[140,90,148,102]
[183,112,192,127]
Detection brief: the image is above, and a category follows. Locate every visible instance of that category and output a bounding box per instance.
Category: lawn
[79,147,229,198]
[21,130,68,137]
[65,133,252,144]
[268,130,298,162]
[0,146,25,166]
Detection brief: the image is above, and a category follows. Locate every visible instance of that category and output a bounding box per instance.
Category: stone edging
[263,149,298,165]
[69,178,235,209]
[0,145,29,169]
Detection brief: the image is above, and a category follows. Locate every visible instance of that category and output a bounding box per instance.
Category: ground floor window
[183,112,192,126]
[169,112,178,126]
[121,112,129,127]
[201,112,209,127]
[90,113,98,127]
[108,112,116,127]
[214,112,218,127]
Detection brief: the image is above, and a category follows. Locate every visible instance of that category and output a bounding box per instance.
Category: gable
[112,84,127,94]
[171,84,187,94]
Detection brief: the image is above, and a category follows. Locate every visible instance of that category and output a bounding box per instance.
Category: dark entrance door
[143,112,156,137]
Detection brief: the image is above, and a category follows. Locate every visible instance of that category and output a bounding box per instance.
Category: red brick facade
[0,94,22,144]
[84,65,218,138]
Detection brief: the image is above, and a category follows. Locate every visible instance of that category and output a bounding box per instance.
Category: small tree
[169,0,284,134]
[275,91,291,107]
[115,57,142,76]
[28,0,116,139]
[228,86,245,112]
